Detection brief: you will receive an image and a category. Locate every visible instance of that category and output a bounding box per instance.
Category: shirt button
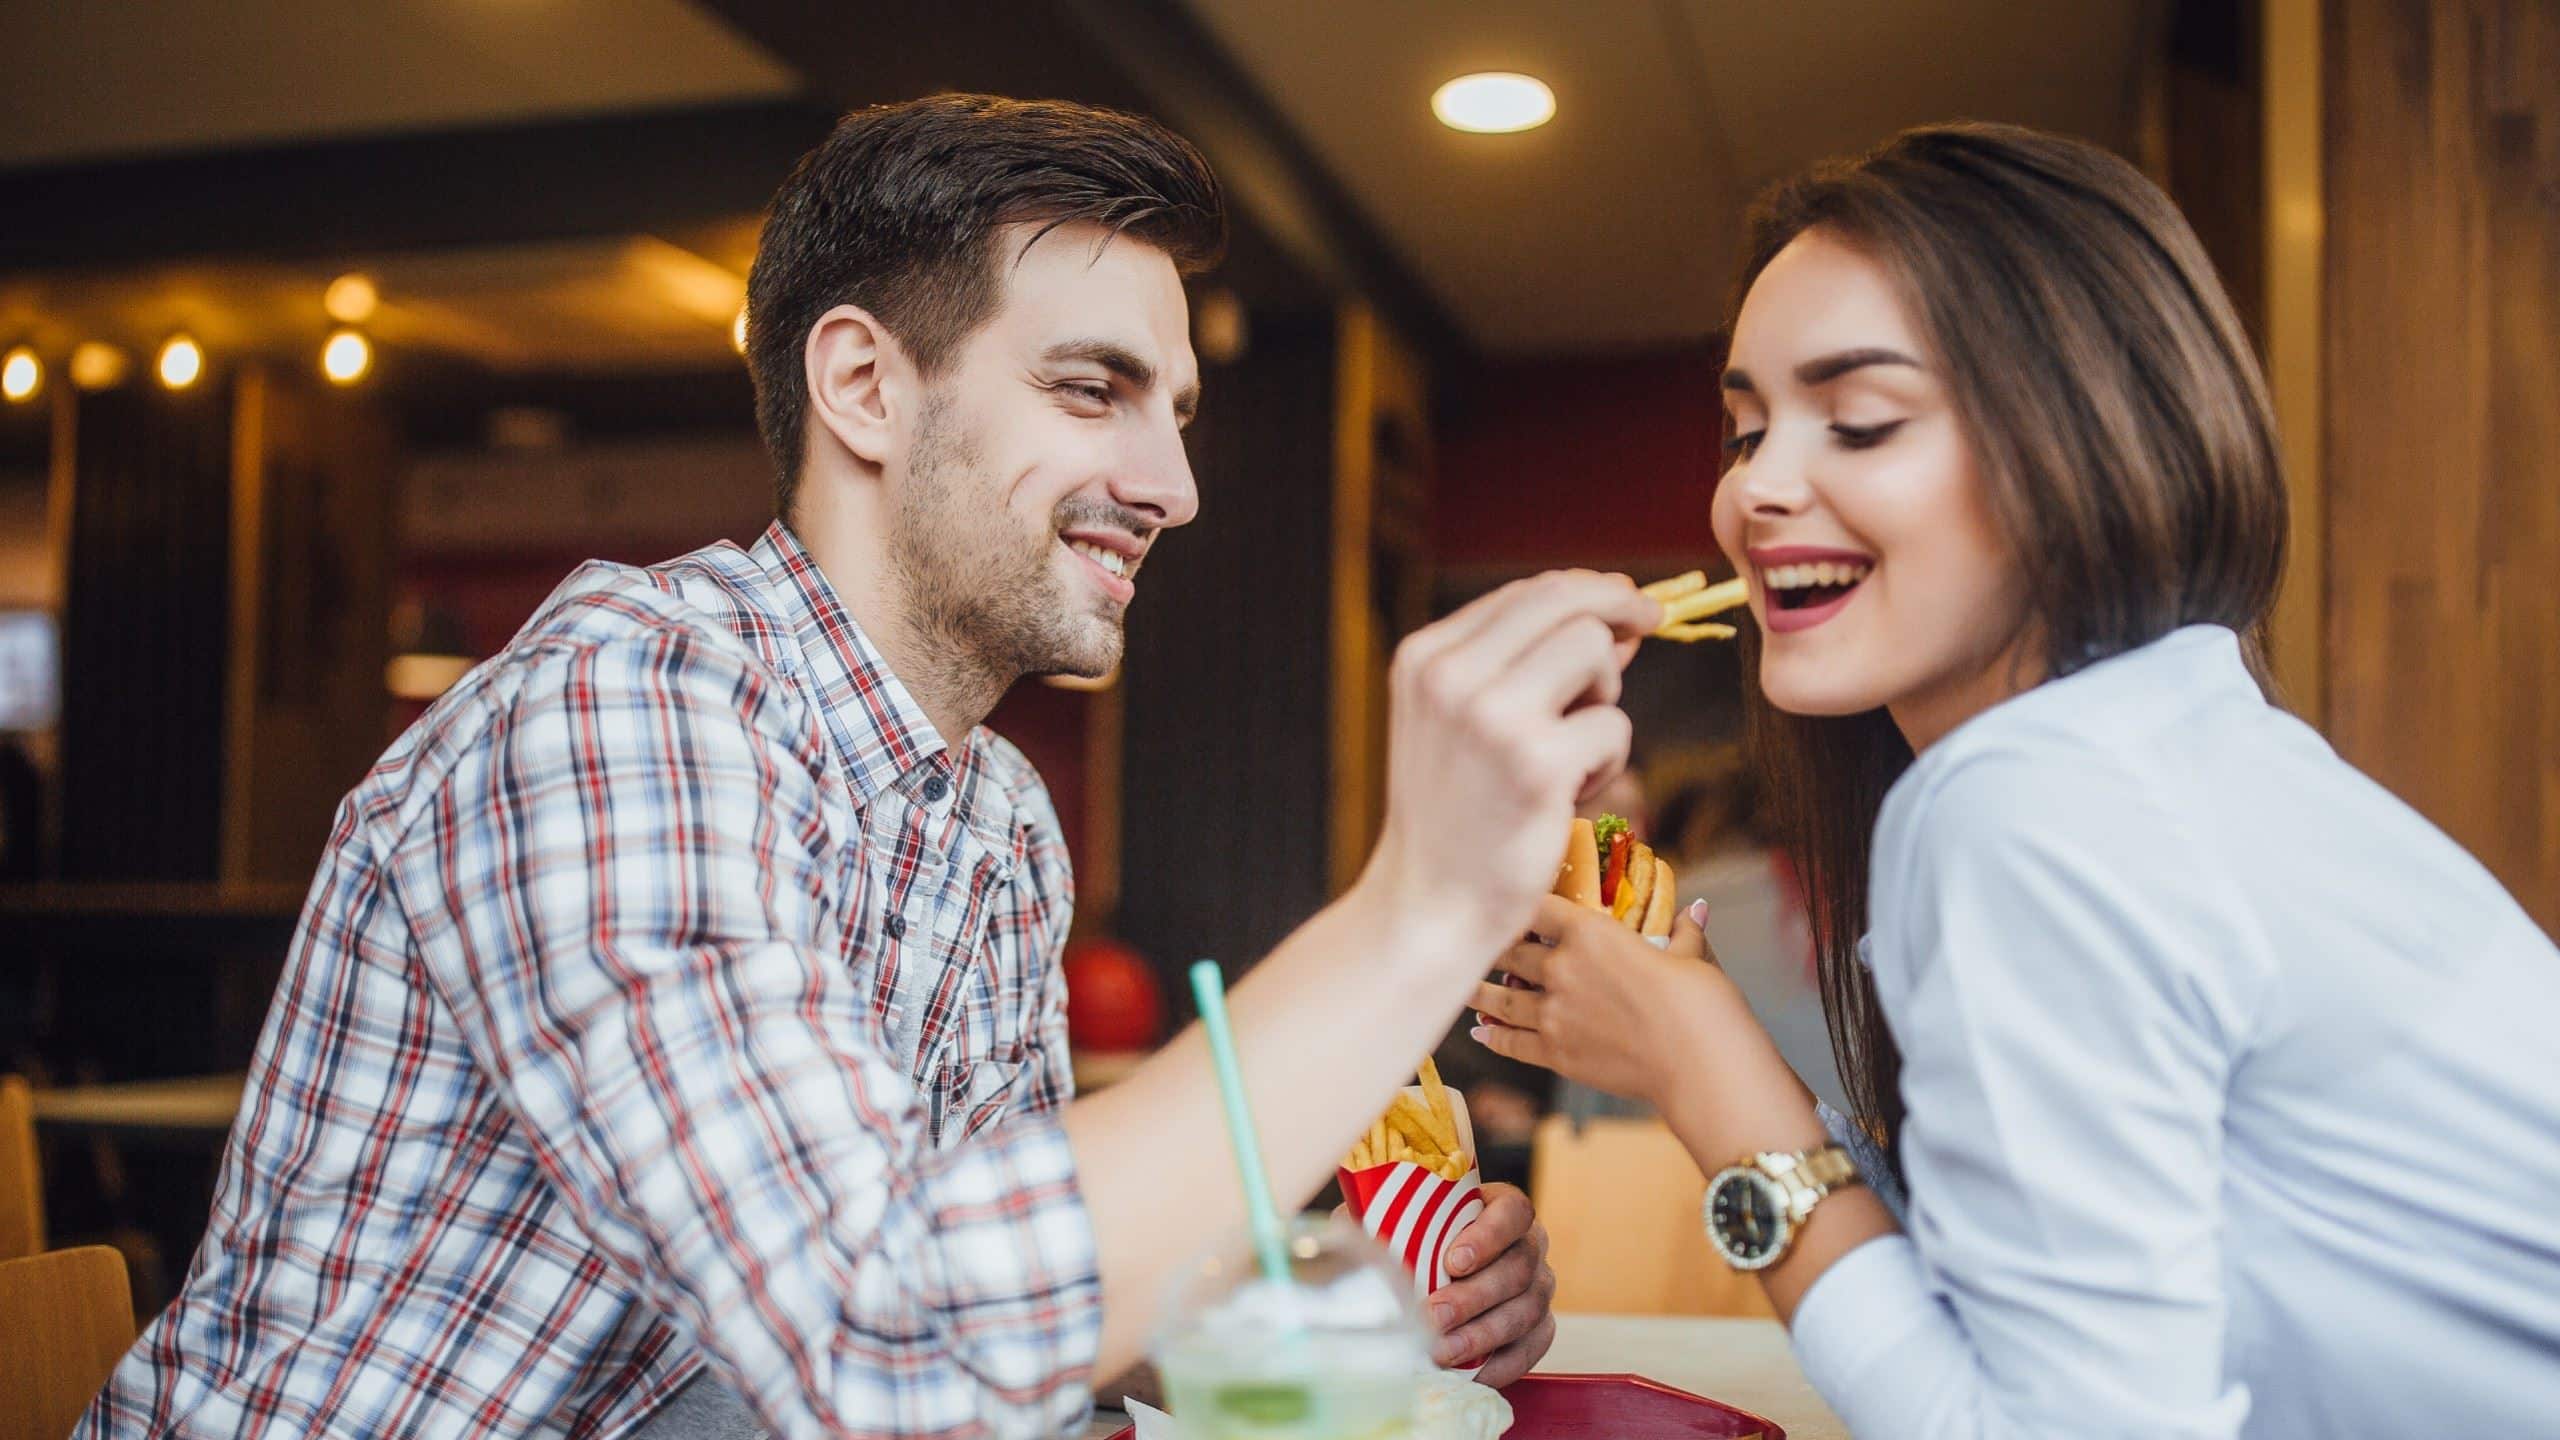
[884,913,907,940]
[922,775,950,804]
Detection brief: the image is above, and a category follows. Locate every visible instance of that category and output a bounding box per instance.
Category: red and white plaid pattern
[79,523,1101,1439]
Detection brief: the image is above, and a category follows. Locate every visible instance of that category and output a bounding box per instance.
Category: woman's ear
[805,304,904,469]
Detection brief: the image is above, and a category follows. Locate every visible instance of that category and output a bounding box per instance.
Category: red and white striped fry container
[1337,1087,1485,1298]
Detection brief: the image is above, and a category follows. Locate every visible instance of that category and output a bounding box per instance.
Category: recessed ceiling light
[1432,72,1555,134]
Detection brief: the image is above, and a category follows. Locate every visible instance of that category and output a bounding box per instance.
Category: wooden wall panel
[2324,0,2560,931]
[221,371,394,885]
[1116,311,1337,990]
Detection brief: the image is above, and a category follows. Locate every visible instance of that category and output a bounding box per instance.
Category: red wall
[1433,347,1728,573]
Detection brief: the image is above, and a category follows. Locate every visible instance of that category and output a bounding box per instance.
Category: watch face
[1708,1168,1790,1271]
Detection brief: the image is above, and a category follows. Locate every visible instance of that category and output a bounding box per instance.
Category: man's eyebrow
[1044,338,1200,424]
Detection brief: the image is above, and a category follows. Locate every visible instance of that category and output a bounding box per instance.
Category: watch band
[1778,1144,1861,1193]
[1753,1144,1861,1239]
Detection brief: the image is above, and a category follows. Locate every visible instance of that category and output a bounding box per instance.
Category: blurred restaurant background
[2,0,2554,1321]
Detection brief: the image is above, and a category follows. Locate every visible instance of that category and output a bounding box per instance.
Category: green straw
[1187,959,1294,1287]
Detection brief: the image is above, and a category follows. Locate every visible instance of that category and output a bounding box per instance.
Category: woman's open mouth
[1754,552,1872,634]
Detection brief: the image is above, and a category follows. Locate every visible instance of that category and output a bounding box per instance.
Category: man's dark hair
[746,93,1227,520]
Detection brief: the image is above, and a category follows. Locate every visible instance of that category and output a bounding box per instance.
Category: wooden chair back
[0,1245,137,1440]
[1,1076,41,1261]
[1530,1114,1772,1318]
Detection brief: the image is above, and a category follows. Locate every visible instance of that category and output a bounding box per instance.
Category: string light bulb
[325,273,379,324]
[156,334,204,390]
[1,346,39,403]
[321,328,373,385]
[69,342,129,391]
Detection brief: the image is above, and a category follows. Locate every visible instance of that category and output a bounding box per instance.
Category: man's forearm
[1064,874,1494,1378]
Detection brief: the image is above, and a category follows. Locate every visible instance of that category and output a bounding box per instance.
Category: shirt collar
[749,521,1018,852]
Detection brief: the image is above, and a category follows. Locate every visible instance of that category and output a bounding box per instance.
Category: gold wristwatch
[1704,1144,1863,1271]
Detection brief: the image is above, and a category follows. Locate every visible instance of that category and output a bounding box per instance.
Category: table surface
[1083,1313,1844,1438]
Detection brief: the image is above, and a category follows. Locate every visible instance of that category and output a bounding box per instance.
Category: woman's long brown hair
[1727,124,2290,1175]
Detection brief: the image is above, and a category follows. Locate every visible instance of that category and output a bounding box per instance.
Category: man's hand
[1365,570,1659,959]
[1428,1183,1556,1387]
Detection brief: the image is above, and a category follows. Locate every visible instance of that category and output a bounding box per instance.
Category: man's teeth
[1763,561,1873,590]
[1067,539,1130,577]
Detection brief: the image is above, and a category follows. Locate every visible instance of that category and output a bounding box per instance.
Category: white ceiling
[0,0,797,168]
[1184,0,2155,354]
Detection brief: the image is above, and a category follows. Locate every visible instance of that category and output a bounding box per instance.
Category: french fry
[1640,570,1707,603]
[1643,572,1749,643]
[1662,576,1748,621]
[1419,1057,1455,1145]
[1386,1094,1445,1158]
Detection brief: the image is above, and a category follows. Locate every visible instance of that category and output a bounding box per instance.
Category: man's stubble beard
[885,397,1126,713]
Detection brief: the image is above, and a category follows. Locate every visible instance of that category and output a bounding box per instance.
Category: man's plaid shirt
[80,523,1103,1439]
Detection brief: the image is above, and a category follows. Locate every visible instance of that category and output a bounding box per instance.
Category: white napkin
[1124,1372,1512,1440]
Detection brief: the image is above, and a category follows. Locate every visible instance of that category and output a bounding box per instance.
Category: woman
[1471,123,2560,1437]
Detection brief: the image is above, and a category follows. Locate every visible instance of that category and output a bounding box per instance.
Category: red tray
[1100,1371,1784,1439]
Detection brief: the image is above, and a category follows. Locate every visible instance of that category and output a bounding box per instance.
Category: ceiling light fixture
[1432,72,1555,134]
[1,346,39,403]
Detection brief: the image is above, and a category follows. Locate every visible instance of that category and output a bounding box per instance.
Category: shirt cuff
[1788,1233,1944,1435]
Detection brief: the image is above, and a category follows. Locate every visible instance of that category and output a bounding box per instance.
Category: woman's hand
[1471,895,1820,1163]
[1467,894,1731,1107]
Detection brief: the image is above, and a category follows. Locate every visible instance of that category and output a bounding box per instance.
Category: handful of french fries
[1642,569,1748,643]
[1343,1057,1471,1181]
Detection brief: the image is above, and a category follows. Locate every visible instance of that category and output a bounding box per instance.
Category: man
[82,95,1656,1439]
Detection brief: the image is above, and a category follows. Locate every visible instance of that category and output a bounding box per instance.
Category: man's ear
[806,304,907,469]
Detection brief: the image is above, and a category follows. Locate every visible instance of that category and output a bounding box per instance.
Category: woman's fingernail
[1688,899,1710,927]
[1469,1024,1491,1043]
[1431,1302,1454,1330]
[1449,1245,1476,1272]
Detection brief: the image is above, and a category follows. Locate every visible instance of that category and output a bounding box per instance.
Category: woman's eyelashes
[1721,417,1906,464]
[1831,419,1906,450]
